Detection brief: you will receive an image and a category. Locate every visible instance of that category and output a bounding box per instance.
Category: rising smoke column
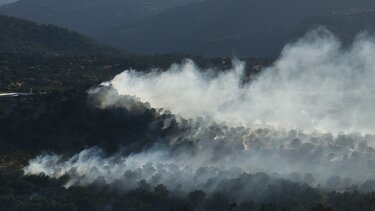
[24,29,375,195]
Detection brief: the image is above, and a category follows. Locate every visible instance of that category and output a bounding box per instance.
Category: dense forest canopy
[2,79,375,211]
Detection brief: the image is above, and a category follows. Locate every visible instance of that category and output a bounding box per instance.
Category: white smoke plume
[24,129,375,193]
[24,29,375,195]
[105,29,375,134]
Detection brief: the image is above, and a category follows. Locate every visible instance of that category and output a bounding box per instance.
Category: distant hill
[2,0,375,57]
[0,14,118,55]
[0,0,201,36]
[98,0,375,57]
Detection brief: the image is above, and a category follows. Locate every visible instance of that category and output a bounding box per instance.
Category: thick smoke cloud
[108,29,375,134]
[24,29,375,196]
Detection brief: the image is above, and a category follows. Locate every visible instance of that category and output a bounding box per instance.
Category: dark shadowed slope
[0,14,118,55]
[99,0,375,57]
[0,0,201,36]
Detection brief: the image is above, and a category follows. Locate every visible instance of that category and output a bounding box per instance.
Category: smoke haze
[24,29,375,197]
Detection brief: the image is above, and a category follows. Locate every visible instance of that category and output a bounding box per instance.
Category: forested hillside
[0,0,201,36]
[2,3,375,210]
[0,14,117,56]
[2,78,375,211]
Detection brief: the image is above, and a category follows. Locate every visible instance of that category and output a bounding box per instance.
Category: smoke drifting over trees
[22,30,375,210]
[107,29,375,134]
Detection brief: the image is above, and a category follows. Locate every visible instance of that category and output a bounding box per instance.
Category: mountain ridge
[0,0,201,36]
[97,0,375,57]
[0,14,119,55]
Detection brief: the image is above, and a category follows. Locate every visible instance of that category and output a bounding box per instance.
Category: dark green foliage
[0,52,269,92]
[188,190,206,206]
[0,90,165,153]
